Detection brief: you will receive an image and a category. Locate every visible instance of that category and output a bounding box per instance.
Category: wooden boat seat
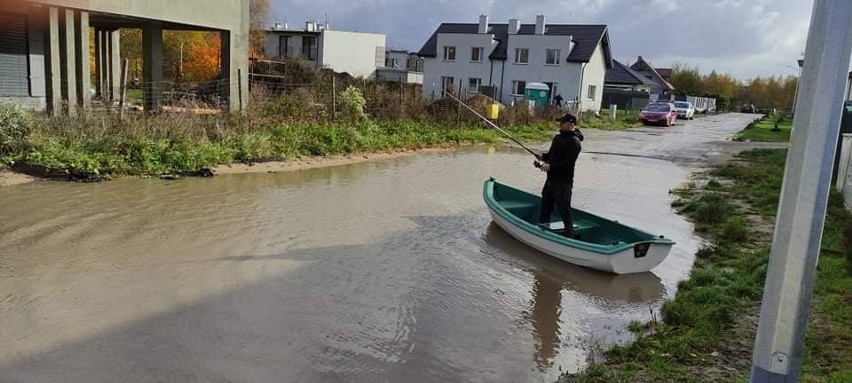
[538,221,598,232]
[499,200,536,210]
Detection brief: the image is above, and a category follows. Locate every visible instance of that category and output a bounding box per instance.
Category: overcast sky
[270,0,814,80]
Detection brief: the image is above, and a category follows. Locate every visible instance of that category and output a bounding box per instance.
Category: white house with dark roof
[629,56,675,98]
[417,15,613,111]
[605,60,658,93]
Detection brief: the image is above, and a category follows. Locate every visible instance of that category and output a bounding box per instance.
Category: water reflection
[525,271,562,370]
[483,223,666,370]
[482,223,665,303]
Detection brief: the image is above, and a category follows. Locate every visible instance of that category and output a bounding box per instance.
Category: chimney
[305,21,315,32]
[508,18,520,34]
[273,22,283,30]
[535,15,545,35]
[478,14,488,34]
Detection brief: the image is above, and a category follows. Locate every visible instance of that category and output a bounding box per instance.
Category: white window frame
[514,48,529,64]
[471,47,484,62]
[545,49,561,65]
[468,78,481,94]
[511,80,526,96]
[443,46,456,61]
[588,85,597,101]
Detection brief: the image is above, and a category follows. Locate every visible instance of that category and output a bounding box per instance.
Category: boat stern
[608,241,675,274]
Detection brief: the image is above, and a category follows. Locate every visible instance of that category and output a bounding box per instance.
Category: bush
[340,85,368,122]
[0,102,31,155]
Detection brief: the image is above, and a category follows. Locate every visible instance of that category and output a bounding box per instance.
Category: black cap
[555,113,578,124]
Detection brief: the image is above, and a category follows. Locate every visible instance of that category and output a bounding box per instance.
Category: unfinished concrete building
[0,0,249,114]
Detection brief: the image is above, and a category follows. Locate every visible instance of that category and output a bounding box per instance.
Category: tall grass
[10,110,553,177]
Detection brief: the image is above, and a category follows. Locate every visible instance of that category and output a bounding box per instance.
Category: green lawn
[126,88,143,104]
[735,117,792,142]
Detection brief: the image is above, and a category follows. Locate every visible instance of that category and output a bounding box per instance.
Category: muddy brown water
[0,114,756,382]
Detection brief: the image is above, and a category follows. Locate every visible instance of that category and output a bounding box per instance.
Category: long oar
[440,89,541,158]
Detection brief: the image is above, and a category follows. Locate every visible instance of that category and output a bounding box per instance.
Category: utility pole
[749,0,852,381]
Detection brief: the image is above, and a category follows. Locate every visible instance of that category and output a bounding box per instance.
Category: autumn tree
[120,29,143,81]
[182,33,222,82]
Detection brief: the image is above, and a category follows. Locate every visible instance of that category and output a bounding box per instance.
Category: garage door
[0,12,29,97]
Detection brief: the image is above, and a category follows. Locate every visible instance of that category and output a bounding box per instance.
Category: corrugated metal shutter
[0,12,29,97]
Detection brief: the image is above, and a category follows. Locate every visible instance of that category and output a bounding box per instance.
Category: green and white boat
[483,178,675,274]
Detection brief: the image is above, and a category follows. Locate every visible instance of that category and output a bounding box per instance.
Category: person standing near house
[553,93,563,108]
[536,113,584,238]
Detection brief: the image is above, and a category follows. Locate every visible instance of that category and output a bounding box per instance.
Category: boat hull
[484,179,674,274]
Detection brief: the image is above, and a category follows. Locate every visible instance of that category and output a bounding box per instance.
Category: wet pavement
[0,114,755,382]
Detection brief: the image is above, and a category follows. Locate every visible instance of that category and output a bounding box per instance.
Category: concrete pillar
[220,29,249,112]
[104,29,114,101]
[60,9,77,116]
[75,11,90,109]
[27,6,46,99]
[142,22,163,112]
[45,7,61,115]
[110,29,121,102]
[94,28,103,98]
[219,31,231,110]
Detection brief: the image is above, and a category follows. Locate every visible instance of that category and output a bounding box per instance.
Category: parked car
[640,102,678,126]
[741,104,757,113]
[673,101,695,120]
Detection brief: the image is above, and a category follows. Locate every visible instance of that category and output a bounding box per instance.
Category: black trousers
[540,180,574,236]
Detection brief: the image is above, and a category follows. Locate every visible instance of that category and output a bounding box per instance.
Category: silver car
[674,101,695,120]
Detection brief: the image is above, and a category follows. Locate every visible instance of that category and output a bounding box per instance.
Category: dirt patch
[0,168,37,187]
[213,147,457,175]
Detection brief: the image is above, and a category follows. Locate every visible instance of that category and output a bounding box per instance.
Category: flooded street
[0,114,756,382]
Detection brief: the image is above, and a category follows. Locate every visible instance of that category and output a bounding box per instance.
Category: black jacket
[541,129,583,184]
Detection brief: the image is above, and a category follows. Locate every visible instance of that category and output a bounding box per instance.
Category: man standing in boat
[536,113,584,238]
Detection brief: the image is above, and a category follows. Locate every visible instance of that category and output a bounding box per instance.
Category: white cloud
[271,0,815,79]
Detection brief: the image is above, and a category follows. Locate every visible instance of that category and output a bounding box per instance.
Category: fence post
[238,68,243,112]
[332,76,337,119]
[118,58,128,120]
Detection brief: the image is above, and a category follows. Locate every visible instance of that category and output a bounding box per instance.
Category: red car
[640,102,678,127]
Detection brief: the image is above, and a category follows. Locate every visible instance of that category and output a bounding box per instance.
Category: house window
[546,49,561,65]
[278,36,291,58]
[468,78,481,93]
[514,48,529,64]
[441,76,455,95]
[588,85,597,100]
[511,80,526,96]
[443,46,456,61]
[387,58,399,68]
[471,47,484,62]
[302,36,317,60]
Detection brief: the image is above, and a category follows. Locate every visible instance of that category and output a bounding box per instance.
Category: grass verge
[735,115,792,143]
[1,112,556,180]
[564,148,852,383]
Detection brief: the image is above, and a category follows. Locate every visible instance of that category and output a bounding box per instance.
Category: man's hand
[539,163,550,172]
